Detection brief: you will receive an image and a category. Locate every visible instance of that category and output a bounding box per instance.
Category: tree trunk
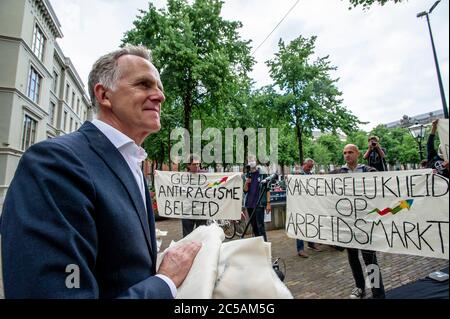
[168,133,172,171]
[184,73,193,154]
[243,126,248,163]
[295,122,304,164]
[150,161,155,189]
[159,144,164,170]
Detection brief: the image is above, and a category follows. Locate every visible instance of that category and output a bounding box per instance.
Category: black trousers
[182,219,207,237]
[347,248,386,299]
[247,207,267,242]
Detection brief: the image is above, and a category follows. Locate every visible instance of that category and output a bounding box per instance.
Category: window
[49,101,56,125]
[76,98,80,115]
[64,110,67,131]
[65,84,70,102]
[75,122,79,130]
[52,71,58,93]
[32,24,46,61]
[83,110,87,122]
[70,117,73,132]
[71,92,75,108]
[27,67,42,103]
[22,115,37,150]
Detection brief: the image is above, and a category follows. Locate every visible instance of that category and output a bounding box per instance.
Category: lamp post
[409,123,426,161]
[417,0,448,119]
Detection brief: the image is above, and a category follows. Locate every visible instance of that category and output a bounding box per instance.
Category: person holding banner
[0,46,201,298]
[181,153,208,237]
[295,158,322,258]
[427,119,449,178]
[243,157,270,242]
[333,144,386,299]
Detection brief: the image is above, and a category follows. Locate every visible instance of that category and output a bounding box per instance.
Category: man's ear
[93,83,112,109]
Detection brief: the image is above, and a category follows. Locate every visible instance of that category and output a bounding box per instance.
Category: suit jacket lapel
[143,177,157,271]
[79,122,154,258]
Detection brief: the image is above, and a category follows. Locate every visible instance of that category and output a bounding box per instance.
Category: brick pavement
[0,219,447,299]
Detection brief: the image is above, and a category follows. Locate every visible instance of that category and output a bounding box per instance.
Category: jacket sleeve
[1,141,99,298]
[1,141,173,299]
[117,276,173,299]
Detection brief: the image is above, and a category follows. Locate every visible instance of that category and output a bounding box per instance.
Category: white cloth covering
[157,224,293,299]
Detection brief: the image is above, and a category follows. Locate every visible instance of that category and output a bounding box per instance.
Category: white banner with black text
[285,170,449,259]
[154,170,243,220]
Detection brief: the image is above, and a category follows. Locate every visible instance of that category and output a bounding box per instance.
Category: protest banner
[154,170,243,220]
[285,169,449,259]
[437,119,449,162]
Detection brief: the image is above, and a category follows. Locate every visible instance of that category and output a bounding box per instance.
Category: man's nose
[156,90,166,103]
[150,88,165,103]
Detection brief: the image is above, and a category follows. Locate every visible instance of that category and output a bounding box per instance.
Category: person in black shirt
[363,136,387,171]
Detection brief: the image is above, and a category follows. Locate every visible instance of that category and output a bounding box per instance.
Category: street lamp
[417,0,449,119]
[409,122,426,161]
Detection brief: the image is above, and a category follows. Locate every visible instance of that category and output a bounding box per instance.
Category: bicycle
[207,210,250,240]
[234,209,250,238]
[206,219,236,240]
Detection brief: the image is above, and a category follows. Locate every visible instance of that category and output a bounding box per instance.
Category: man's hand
[157,241,202,287]
[266,202,271,213]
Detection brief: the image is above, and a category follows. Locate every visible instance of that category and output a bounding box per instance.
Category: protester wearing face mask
[243,157,270,242]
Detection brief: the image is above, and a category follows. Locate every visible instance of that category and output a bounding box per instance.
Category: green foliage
[309,143,332,167]
[266,35,362,164]
[122,0,254,129]
[120,0,415,173]
[122,0,254,165]
[346,0,406,9]
[277,124,299,167]
[316,134,346,165]
[345,130,369,154]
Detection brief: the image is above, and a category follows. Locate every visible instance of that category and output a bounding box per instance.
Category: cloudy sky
[48,0,449,131]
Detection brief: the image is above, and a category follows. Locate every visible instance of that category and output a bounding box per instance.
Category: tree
[277,124,299,174]
[310,143,332,168]
[122,0,254,137]
[267,35,362,164]
[346,0,406,9]
[315,134,346,166]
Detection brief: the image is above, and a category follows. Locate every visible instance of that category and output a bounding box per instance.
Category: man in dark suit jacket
[0,45,201,298]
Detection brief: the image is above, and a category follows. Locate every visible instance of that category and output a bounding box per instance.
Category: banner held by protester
[285,169,449,259]
[155,170,243,220]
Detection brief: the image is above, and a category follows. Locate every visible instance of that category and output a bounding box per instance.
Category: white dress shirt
[91,119,177,298]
